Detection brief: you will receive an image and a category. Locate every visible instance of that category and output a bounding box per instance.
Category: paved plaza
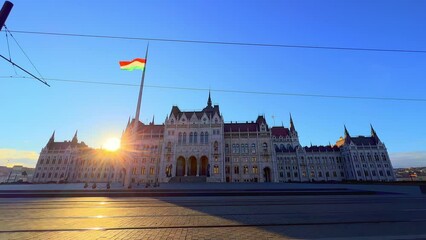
[0,186,426,239]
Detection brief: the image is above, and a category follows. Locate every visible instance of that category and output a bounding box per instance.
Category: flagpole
[126,43,149,189]
[134,43,149,126]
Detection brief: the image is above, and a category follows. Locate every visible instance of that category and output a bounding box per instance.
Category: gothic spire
[50,130,55,141]
[72,130,78,143]
[344,125,351,138]
[370,124,380,142]
[289,113,296,132]
[207,90,212,107]
[47,130,55,146]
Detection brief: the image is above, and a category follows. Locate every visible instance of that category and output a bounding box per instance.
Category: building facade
[32,93,395,184]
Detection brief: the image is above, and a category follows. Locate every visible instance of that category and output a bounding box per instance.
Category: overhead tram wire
[5,29,426,54]
[1,75,425,103]
[4,26,45,80]
[4,28,17,75]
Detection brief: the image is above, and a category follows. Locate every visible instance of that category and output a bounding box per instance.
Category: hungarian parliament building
[32,93,395,185]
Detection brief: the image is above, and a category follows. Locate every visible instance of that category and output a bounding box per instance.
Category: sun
[103,138,121,151]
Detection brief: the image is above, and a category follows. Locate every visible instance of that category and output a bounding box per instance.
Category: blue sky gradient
[0,0,425,167]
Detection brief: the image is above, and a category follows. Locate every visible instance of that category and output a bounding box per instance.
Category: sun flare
[103,138,121,151]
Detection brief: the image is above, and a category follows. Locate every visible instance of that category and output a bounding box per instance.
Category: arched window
[236,144,240,154]
[167,142,171,153]
[204,132,208,143]
[189,132,193,144]
[243,165,249,174]
[183,132,187,144]
[251,143,256,154]
[234,166,239,174]
[225,144,229,153]
[214,141,219,152]
[263,142,268,152]
[194,132,197,143]
[178,133,182,144]
[214,165,219,174]
[245,144,249,154]
[252,165,258,174]
[200,132,204,144]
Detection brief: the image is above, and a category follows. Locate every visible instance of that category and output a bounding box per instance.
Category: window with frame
[204,132,208,143]
[243,165,248,174]
[251,143,256,154]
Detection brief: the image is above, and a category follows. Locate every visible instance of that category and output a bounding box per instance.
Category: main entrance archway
[200,156,208,176]
[263,167,271,182]
[176,156,185,177]
[189,156,197,176]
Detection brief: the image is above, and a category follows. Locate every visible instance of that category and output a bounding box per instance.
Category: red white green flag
[119,58,146,71]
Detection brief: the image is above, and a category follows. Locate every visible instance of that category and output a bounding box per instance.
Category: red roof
[224,123,258,132]
[271,127,290,137]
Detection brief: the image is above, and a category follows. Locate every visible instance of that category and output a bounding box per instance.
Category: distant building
[32,93,395,184]
[0,165,35,183]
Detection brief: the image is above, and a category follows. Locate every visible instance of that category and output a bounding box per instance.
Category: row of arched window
[225,142,268,154]
[231,165,258,174]
[178,132,209,144]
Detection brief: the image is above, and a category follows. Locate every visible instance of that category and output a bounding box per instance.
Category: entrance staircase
[168,176,207,183]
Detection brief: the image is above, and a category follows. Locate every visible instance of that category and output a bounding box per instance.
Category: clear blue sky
[0,0,425,168]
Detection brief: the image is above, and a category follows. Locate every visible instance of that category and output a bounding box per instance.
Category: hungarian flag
[119,58,146,71]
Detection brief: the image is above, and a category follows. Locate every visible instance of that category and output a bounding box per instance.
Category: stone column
[196,158,200,176]
[184,158,188,176]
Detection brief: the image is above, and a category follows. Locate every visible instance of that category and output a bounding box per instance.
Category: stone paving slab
[0,195,425,239]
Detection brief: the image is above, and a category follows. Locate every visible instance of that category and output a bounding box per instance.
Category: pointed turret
[47,130,55,146]
[207,90,212,107]
[370,124,380,142]
[151,115,155,125]
[289,113,296,132]
[343,125,352,145]
[344,125,350,138]
[72,130,78,144]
